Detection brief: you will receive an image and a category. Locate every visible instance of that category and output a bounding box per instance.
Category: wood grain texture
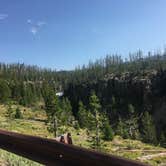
[0,129,149,166]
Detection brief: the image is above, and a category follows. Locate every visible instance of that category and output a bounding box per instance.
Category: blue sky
[0,0,166,70]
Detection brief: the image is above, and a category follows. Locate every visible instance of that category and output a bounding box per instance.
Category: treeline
[66,50,166,84]
[0,63,72,106]
[0,78,42,106]
[1,49,166,86]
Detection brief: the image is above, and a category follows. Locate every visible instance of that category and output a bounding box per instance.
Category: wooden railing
[0,129,149,166]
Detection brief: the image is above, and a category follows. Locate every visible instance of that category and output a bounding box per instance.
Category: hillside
[0,104,165,166]
[0,53,166,165]
[64,69,166,146]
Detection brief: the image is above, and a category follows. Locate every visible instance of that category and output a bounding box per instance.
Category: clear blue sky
[0,0,166,70]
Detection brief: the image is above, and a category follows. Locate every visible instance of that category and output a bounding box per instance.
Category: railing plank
[0,130,149,166]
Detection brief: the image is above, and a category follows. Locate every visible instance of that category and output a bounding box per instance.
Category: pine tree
[15,107,22,119]
[125,104,140,139]
[19,82,27,106]
[77,101,89,128]
[43,85,74,137]
[60,98,74,126]
[116,117,129,139]
[89,92,102,150]
[6,104,14,119]
[102,118,114,141]
[160,132,166,148]
[44,87,59,137]
[0,79,11,102]
[141,111,157,144]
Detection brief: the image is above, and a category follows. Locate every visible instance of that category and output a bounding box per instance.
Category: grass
[104,136,166,166]
[0,104,50,165]
[0,104,165,166]
[0,150,41,166]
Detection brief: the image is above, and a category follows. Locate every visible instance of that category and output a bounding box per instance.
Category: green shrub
[15,107,23,119]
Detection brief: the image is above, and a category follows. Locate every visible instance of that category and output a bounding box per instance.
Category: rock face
[64,69,166,140]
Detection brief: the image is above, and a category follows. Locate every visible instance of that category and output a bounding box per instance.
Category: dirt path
[137,153,166,161]
[121,150,166,152]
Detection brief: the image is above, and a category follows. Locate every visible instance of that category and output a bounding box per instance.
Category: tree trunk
[53,116,58,137]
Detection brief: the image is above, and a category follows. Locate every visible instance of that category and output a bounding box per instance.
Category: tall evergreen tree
[6,104,14,119]
[15,107,22,119]
[125,104,140,139]
[116,117,129,139]
[102,117,114,141]
[141,111,157,144]
[44,87,59,137]
[77,101,89,128]
[89,92,102,150]
[160,132,166,148]
[60,98,74,127]
[0,79,11,102]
